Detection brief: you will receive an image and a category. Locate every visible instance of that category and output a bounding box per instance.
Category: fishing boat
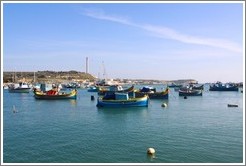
[135,87,169,99]
[179,89,202,96]
[227,104,238,107]
[138,86,156,93]
[8,82,31,93]
[87,86,99,92]
[33,89,77,100]
[98,85,134,96]
[167,83,182,88]
[209,82,238,91]
[64,82,81,89]
[190,84,204,90]
[96,92,148,107]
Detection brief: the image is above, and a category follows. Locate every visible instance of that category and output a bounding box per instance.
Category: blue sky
[2,2,244,83]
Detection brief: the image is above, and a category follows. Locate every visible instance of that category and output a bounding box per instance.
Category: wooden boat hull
[168,85,182,88]
[8,88,31,93]
[209,82,238,91]
[209,86,238,91]
[33,89,77,100]
[192,84,204,90]
[179,90,202,96]
[135,88,169,99]
[98,85,134,96]
[96,95,149,107]
[87,86,99,92]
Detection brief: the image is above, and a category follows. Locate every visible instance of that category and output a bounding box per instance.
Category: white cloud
[82,8,135,26]
[82,9,242,53]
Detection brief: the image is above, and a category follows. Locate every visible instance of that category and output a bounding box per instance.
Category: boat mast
[102,61,107,80]
[13,71,16,83]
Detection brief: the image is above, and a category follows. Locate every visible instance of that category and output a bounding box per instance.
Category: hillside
[3,70,96,83]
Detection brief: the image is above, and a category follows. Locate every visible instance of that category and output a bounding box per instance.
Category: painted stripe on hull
[97,97,148,107]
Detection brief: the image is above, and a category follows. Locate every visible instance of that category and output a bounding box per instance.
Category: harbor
[2,2,244,164]
[2,83,244,163]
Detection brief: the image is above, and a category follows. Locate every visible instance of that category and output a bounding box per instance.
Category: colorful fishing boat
[190,84,204,90]
[8,82,31,93]
[87,86,99,92]
[138,86,156,93]
[98,85,134,96]
[209,82,238,91]
[135,87,169,99]
[96,92,148,107]
[33,89,77,100]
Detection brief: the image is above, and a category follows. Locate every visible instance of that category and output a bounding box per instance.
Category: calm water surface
[3,85,244,163]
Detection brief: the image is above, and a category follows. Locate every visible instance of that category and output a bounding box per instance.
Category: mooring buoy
[161,103,167,107]
[147,148,155,154]
[184,96,187,99]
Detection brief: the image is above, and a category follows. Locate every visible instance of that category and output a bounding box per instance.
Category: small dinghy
[227,104,238,107]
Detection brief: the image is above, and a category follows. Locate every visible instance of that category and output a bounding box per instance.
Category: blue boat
[139,86,156,92]
[96,92,148,107]
[87,86,99,92]
[209,82,238,91]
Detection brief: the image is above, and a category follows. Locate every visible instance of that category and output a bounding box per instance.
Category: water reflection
[97,106,148,113]
[69,99,77,106]
[147,153,157,162]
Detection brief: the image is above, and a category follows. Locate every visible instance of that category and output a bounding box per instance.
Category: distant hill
[3,71,199,85]
[167,79,198,84]
[3,70,96,83]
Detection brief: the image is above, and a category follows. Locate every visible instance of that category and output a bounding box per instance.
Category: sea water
[2,85,244,163]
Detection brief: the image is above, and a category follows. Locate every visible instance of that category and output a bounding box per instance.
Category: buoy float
[184,96,187,99]
[147,148,155,154]
[161,103,167,107]
[91,95,95,101]
[12,105,17,113]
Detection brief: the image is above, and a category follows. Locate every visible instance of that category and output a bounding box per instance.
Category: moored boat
[64,82,81,89]
[8,82,31,93]
[179,89,202,96]
[138,86,156,93]
[98,85,134,96]
[209,82,238,91]
[33,89,77,100]
[167,83,182,88]
[190,84,204,90]
[87,86,99,92]
[228,104,238,107]
[135,87,169,99]
[96,92,148,107]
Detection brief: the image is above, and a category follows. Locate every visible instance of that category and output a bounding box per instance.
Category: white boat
[8,82,31,93]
